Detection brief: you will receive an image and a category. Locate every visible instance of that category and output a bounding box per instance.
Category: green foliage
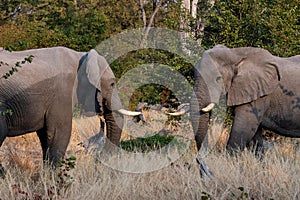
[0,54,33,116]
[113,49,194,109]
[202,0,299,56]
[0,107,13,116]
[4,41,30,51]
[55,156,76,194]
[72,104,82,118]
[0,0,109,51]
[120,134,179,153]
[98,0,182,33]
[0,0,299,113]
[56,155,76,169]
[1,55,33,79]
[230,186,250,200]
[210,98,233,127]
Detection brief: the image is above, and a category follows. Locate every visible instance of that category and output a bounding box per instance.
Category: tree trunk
[180,0,215,46]
[137,0,164,47]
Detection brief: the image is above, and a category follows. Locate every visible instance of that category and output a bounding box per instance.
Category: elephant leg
[0,113,7,177]
[249,125,264,156]
[43,98,73,166]
[37,128,48,161]
[0,118,7,147]
[226,99,268,154]
[48,117,72,165]
[0,106,8,146]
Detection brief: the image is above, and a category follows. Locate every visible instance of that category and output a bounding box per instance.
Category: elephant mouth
[166,103,215,116]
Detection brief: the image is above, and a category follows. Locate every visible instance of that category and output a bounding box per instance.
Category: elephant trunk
[190,74,212,151]
[99,89,123,145]
[191,95,210,151]
[104,108,124,145]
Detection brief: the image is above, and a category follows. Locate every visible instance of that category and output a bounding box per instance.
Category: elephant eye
[111,82,115,87]
[216,76,222,82]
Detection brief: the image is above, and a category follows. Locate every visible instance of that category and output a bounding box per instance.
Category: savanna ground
[0,110,299,199]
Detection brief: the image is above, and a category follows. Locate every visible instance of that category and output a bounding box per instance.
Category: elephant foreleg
[248,125,264,156]
[227,98,269,154]
[0,117,7,146]
[0,111,7,177]
[37,128,48,161]
[41,97,73,166]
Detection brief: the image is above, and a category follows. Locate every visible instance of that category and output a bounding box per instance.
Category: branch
[147,0,163,29]
[1,55,34,79]
[138,0,147,29]
[142,0,164,47]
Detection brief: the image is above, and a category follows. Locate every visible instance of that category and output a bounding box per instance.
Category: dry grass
[0,110,299,199]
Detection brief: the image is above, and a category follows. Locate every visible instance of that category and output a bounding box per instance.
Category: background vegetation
[0,2,299,197]
[1,0,299,105]
[0,112,299,199]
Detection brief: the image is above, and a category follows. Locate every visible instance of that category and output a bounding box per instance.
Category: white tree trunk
[137,0,164,47]
[191,0,198,18]
[180,0,191,55]
[180,0,215,47]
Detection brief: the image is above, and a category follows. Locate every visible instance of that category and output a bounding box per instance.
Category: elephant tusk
[166,103,190,116]
[201,103,215,112]
[196,155,214,179]
[117,109,142,116]
[166,110,186,116]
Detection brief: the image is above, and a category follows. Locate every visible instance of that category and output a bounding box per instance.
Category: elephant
[170,45,300,154]
[0,46,140,166]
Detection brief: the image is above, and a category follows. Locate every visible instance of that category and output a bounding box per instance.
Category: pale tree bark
[137,0,164,47]
[191,0,198,18]
[180,0,215,46]
[180,0,190,54]
[139,0,147,28]
[180,0,191,32]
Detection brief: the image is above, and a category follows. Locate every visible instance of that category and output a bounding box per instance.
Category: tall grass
[1,147,299,199]
[0,111,299,199]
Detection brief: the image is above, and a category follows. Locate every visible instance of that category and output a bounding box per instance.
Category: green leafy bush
[120,134,179,153]
[202,0,299,57]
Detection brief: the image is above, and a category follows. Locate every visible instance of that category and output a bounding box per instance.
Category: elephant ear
[76,49,109,115]
[84,49,109,90]
[227,48,280,106]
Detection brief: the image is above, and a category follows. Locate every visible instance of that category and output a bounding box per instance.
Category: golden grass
[0,110,299,199]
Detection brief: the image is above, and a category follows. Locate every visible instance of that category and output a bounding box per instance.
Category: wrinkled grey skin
[191,45,300,153]
[0,47,123,165]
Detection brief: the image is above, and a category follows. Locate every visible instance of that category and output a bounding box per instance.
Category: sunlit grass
[0,110,299,199]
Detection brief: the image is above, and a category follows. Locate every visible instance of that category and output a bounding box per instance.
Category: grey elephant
[0,47,140,165]
[170,45,300,154]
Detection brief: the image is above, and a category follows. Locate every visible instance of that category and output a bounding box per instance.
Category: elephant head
[76,49,140,145]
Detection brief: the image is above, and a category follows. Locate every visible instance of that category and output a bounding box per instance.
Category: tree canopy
[0,0,299,105]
